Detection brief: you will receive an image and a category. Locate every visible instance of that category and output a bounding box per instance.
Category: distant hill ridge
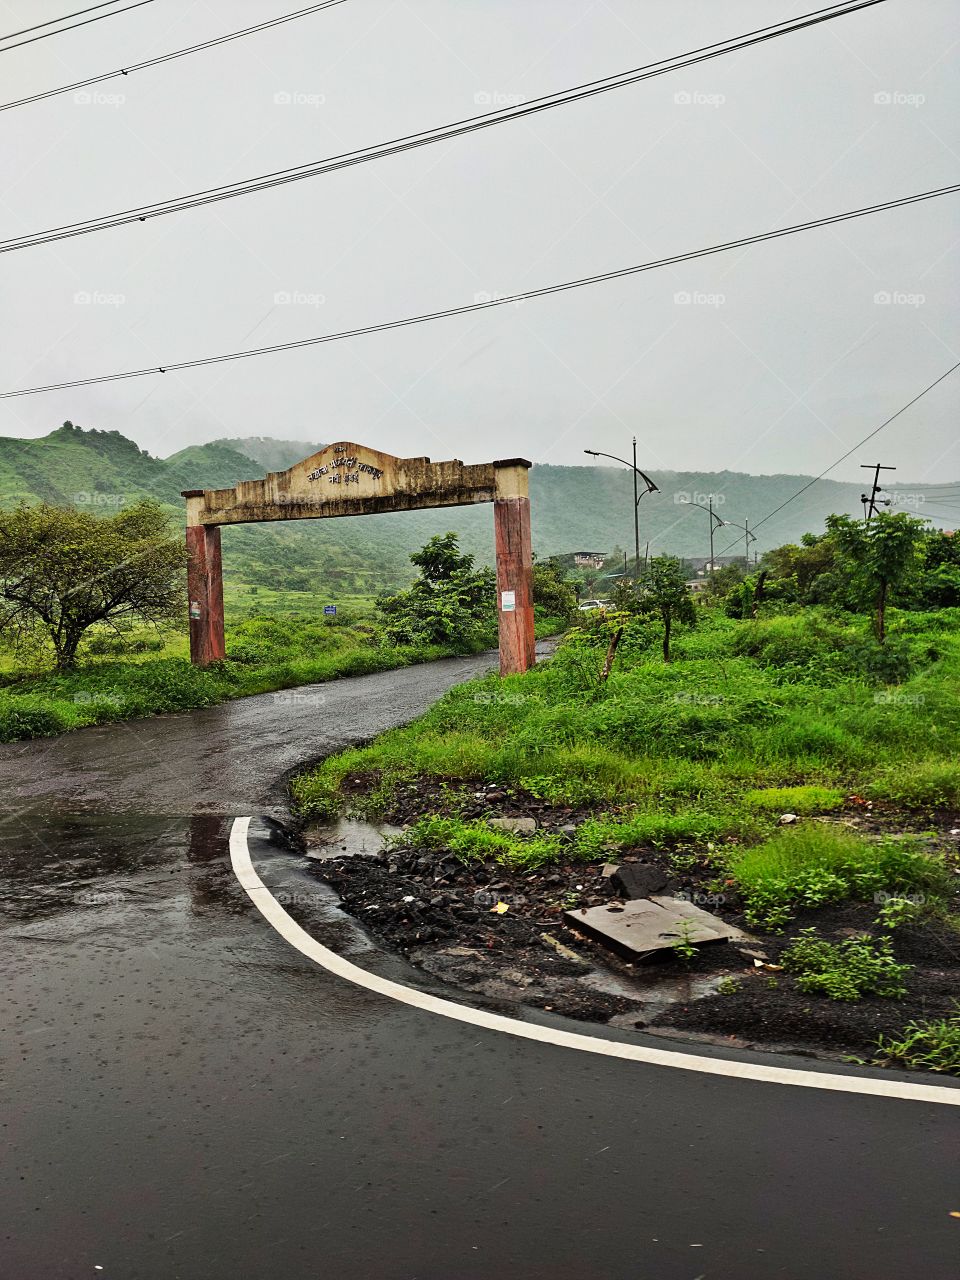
[0,425,955,592]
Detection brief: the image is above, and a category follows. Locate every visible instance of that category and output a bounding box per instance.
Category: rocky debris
[611,862,669,900]
[777,813,800,825]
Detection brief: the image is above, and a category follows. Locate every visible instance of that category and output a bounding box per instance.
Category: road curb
[231,815,960,1106]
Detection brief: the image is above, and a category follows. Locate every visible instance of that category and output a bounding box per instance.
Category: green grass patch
[744,785,845,815]
[727,824,950,930]
[392,815,565,870]
[875,1008,960,1074]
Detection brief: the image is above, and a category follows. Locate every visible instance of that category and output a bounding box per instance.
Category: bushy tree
[637,555,697,661]
[827,512,927,642]
[376,533,495,648]
[0,500,186,670]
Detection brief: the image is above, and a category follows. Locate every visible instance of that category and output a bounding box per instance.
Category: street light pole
[709,496,715,582]
[632,437,640,571]
[679,498,725,583]
[583,443,658,578]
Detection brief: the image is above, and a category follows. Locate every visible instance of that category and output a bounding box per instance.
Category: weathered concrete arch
[182,442,535,676]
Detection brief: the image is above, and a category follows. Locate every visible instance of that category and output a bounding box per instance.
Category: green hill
[1,424,956,595]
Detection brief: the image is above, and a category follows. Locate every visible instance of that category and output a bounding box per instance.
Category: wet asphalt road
[2,653,959,1279]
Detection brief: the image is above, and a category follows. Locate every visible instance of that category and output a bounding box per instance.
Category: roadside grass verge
[292,609,960,932]
[0,610,485,742]
[725,825,953,930]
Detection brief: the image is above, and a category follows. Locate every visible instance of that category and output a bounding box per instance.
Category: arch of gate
[181,442,535,677]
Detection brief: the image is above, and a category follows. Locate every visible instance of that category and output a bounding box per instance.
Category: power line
[2,182,957,401]
[0,0,154,53]
[0,0,888,250]
[0,0,127,42]
[714,357,960,554]
[0,0,351,113]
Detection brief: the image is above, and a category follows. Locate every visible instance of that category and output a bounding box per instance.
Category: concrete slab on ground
[565,896,747,960]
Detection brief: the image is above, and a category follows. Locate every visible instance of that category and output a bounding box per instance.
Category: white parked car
[577,600,603,611]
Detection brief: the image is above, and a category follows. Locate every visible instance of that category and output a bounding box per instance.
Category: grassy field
[293,607,960,922]
[0,590,566,743]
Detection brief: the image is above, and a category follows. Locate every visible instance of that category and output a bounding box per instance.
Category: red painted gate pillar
[493,460,535,676]
[183,491,226,666]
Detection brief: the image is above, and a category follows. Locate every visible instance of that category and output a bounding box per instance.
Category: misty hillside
[1,424,955,593]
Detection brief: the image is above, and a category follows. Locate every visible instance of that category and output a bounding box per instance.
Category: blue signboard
[323,605,337,616]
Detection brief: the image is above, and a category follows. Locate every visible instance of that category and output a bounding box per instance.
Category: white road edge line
[230,816,960,1106]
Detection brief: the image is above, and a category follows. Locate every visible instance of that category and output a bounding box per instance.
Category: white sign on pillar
[501,590,516,612]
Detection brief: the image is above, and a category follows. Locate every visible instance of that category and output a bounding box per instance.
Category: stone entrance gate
[181,442,535,676]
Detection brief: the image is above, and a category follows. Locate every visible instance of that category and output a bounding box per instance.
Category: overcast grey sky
[2,0,958,482]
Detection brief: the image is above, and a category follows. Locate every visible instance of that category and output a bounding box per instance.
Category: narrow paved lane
[0,650,501,816]
[2,652,958,1279]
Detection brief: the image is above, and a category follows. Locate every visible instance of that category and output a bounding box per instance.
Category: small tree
[827,512,927,642]
[376,532,495,648]
[637,555,697,661]
[531,556,577,621]
[0,500,186,670]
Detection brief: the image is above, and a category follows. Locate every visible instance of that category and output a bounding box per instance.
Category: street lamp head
[584,449,598,457]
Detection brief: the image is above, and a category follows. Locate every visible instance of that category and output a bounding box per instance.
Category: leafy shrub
[782,929,911,1000]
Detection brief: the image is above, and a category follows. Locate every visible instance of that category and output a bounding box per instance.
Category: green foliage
[670,919,699,962]
[874,896,923,929]
[391,814,565,870]
[866,760,960,809]
[636,555,697,661]
[376,533,496,649]
[532,557,577,621]
[827,512,928,642]
[875,1008,960,1073]
[782,928,911,1000]
[728,825,949,930]
[0,499,185,670]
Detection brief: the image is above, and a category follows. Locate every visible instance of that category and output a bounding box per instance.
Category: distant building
[571,550,607,569]
[684,555,745,574]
